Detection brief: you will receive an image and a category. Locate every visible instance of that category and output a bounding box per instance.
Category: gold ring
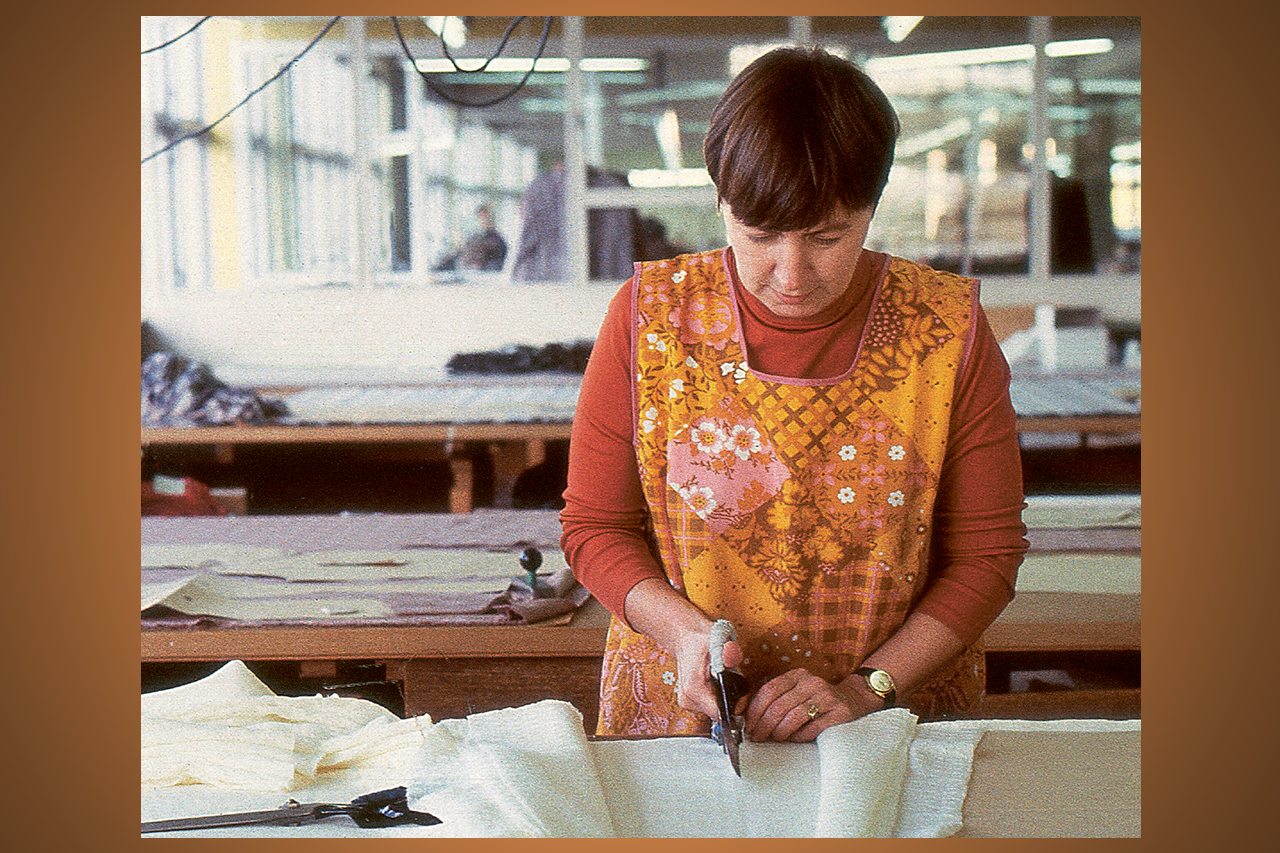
[806,703,820,720]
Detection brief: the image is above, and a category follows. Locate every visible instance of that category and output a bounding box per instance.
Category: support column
[563,16,589,286]
[1028,16,1052,283]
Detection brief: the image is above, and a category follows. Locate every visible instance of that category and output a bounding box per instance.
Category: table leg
[448,456,474,513]
[489,439,547,509]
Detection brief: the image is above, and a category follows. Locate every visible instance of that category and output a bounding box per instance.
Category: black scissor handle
[345,786,442,828]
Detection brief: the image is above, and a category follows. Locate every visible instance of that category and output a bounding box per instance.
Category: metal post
[961,70,980,277]
[789,16,812,47]
[563,16,589,285]
[584,72,604,167]
[1028,15,1052,282]
[350,16,373,288]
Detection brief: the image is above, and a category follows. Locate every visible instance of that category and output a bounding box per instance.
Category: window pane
[143,16,1140,297]
[388,17,562,281]
[1046,19,1141,273]
[867,57,1033,275]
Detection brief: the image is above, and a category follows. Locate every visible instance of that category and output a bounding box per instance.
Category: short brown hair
[703,47,899,231]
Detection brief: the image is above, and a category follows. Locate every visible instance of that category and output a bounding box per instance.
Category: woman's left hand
[742,668,882,742]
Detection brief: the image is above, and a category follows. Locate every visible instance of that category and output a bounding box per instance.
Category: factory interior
[141,16,1142,838]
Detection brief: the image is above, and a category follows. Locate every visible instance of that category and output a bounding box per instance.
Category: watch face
[868,670,894,694]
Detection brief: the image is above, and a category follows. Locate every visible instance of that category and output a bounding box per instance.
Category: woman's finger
[720,639,744,670]
[786,701,856,742]
[745,669,825,741]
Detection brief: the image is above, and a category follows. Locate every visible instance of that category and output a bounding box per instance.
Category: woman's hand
[743,668,882,742]
[670,632,744,721]
[621,577,746,723]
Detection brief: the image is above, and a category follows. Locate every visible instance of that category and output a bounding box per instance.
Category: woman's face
[722,203,875,319]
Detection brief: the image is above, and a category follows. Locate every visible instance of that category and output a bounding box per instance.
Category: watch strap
[855,666,897,708]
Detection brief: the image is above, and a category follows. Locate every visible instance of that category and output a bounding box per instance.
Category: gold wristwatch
[855,666,897,708]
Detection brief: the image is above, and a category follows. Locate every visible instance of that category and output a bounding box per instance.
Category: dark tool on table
[708,619,751,777]
[140,786,441,834]
[518,546,553,598]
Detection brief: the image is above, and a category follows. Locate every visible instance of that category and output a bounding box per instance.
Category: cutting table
[139,663,1140,838]
[143,498,1139,726]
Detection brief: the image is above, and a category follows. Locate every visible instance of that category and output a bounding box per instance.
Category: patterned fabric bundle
[142,352,286,426]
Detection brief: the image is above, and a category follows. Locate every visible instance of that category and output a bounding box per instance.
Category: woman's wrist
[834,672,889,718]
[623,577,712,650]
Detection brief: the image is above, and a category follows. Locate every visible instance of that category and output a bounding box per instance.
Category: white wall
[143,273,1139,387]
[144,280,623,387]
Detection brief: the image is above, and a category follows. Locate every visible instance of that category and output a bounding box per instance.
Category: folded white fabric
[417,701,616,837]
[898,720,986,837]
[141,661,437,792]
[142,717,302,790]
[812,708,917,837]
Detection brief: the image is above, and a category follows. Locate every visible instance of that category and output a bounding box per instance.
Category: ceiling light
[1080,79,1141,95]
[866,37,1113,74]
[414,57,569,73]
[896,118,971,158]
[418,16,466,49]
[1111,141,1141,161]
[883,16,924,43]
[627,168,713,188]
[413,57,647,73]
[581,58,648,72]
[1044,38,1114,58]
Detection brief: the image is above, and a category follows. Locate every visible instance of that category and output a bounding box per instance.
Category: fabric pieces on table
[1014,552,1141,594]
[141,661,450,793]
[141,544,568,583]
[1021,494,1141,529]
[420,702,616,837]
[141,545,588,626]
[141,509,568,552]
[142,351,286,426]
[141,662,980,837]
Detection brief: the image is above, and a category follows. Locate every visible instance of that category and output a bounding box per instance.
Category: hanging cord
[141,16,214,55]
[392,15,554,108]
[438,15,527,72]
[141,15,342,165]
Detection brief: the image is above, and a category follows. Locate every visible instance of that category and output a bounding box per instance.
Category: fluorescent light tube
[867,37,1113,74]
[883,16,924,43]
[413,57,647,73]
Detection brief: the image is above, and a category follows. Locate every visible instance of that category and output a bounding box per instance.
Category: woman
[560,47,1027,742]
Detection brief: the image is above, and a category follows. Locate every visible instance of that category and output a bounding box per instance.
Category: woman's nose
[773,240,811,289]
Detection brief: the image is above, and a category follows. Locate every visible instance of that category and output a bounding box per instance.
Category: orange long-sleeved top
[559,248,1028,647]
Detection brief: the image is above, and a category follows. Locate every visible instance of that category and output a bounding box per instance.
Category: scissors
[140,786,441,834]
[708,619,751,777]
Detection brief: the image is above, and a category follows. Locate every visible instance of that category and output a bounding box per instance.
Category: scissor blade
[724,727,742,776]
[141,805,315,833]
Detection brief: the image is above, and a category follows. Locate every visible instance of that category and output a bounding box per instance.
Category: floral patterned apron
[595,249,985,735]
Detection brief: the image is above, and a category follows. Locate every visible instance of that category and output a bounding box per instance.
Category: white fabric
[140,661,1138,837]
[420,702,616,837]
[141,660,443,792]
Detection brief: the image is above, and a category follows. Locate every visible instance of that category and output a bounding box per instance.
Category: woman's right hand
[622,578,744,722]
[670,630,744,721]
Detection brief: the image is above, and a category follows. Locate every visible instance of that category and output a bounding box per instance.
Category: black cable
[141,16,342,165]
[439,16,526,72]
[141,16,213,55]
[392,16,554,108]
